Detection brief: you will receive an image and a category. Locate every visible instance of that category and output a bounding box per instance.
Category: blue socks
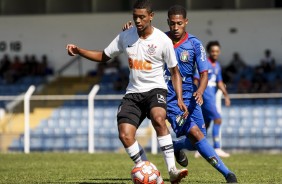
[195,138,230,177]
[173,137,196,152]
[212,124,221,149]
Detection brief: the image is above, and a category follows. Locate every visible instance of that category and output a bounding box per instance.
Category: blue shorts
[167,97,206,138]
[201,98,221,125]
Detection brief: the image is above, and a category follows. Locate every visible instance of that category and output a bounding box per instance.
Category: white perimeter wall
[0,9,281,75]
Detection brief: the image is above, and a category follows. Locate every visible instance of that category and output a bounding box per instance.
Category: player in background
[194,41,231,158]
[66,1,188,183]
[123,5,238,183]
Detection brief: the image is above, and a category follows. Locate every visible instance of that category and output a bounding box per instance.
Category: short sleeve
[216,64,223,82]
[104,33,123,58]
[163,39,178,68]
[194,39,208,73]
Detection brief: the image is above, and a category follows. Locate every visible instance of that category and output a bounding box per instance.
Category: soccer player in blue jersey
[164,5,237,183]
[122,5,237,183]
[194,41,231,158]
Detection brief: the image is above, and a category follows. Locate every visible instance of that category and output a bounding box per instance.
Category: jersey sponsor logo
[180,50,189,62]
[157,94,166,104]
[128,58,152,71]
[200,44,206,61]
[147,44,157,55]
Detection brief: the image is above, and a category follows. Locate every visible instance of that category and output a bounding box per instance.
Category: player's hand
[177,100,189,118]
[66,44,79,56]
[122,21,133,31]
[193,91,203,106]
[225,96,231,107]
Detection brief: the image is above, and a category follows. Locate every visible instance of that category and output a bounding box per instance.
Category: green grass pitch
[0,152,282,183]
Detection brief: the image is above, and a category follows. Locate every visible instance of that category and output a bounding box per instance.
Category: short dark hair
[133,0,153,13]
[206,41,221,52]
[168,5,187,18]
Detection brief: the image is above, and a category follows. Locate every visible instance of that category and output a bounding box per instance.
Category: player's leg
[150,107,188,183]
[117,94,148,164]
[148,89,187,183]
[212,113,230,157]
[173,105,237,182]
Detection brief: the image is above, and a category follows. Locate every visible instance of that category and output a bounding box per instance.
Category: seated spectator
[3,56,24,83]
[0,54,11,78]
[37,55,53,76]
[237,74,251,93]
[251,67,268,93]
[260,49,275,73]
[23,54,32,75]
[30,55,39,75]
[223,52,247,83]
[271,75,282,93]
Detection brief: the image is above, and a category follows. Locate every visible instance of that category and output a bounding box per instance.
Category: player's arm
[169,66,188,117]
[194,41,208,105]
[66,44,111,63]
[193,70,208,105]
[216,65,231,106]
[164,39,188,116]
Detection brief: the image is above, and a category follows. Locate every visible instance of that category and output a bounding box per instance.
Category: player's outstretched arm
[170,66,188,117]
[218,81,231,106]
[66,44,111,63]
[193,71,208,106]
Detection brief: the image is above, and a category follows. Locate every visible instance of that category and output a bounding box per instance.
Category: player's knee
[119,131,134,143]
[189,126,204,142]
[214,118,222,125]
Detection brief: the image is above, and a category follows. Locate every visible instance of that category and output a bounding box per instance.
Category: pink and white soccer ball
[131,161,161,184]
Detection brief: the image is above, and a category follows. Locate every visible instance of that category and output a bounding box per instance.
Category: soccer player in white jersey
[66,0,188,183]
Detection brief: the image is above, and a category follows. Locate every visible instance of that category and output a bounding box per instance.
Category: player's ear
[167,18,170,25]
[185,18,189,25]
[149,12,154,21]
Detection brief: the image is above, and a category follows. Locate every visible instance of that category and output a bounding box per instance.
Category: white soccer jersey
[104,27,178,94]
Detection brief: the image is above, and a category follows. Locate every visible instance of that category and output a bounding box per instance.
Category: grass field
[0,152,282,184]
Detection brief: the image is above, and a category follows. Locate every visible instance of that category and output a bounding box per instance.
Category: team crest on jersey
[180,50,189,62]
[147,44,157,55]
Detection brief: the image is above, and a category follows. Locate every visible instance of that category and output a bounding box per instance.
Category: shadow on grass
[79,177,132,184]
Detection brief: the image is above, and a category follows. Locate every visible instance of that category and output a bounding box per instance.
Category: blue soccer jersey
[194,58,223,123]
[164,33,208,137]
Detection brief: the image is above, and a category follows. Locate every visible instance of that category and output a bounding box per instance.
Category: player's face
[133,9,153,32]
[209,45,221,61]
[167,14,188,40]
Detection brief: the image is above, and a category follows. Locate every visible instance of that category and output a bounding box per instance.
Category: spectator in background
[37,55,53,76]
[0,54,11,78]
[223,52,247,83]
[251,67,268,93]
[30,55,39,75]
[237,74,251,93]
[272,75,282,93]
[23,54,32,75]
[260,49,275,73]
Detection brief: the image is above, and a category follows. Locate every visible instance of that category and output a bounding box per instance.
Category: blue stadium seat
[252,117,264,128]
[264,106,276,117]
[252,107,265,118]
[228,107,240,118]
[240,106,252,118]
[276,107,282,117]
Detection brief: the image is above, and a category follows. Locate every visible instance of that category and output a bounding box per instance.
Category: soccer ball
[131,161,161,184]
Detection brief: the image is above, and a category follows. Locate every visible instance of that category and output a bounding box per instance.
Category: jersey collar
[173,32,188,48]
[208,58,217,67]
